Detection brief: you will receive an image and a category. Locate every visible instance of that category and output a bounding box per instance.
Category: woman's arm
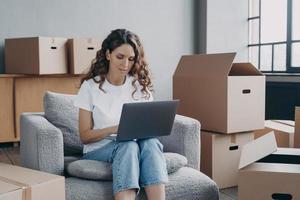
[79,108,118,144]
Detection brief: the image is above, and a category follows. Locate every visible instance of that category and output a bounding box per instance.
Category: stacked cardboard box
[5,36,101,75]
[173,52,266,188]
[5,37,69,75]
[68,38,101,74]
[200,131,254,188]
[0,162,65,200]
[1,36,100,143]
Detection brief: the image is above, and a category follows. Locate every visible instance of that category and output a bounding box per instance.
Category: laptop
[116,100,179,141]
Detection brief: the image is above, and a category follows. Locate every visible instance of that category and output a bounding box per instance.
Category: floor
[0,143,238,200]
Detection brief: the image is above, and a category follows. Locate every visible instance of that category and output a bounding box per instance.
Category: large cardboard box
[173,52,265,133]
[68,38,101,74]
[0,180,23,200]
[0,75,15,142]
[294,107,300,148]
[0,163,65,200]
[238,132,300,200]
[14,75,82,139]
[254,120,294,147]
[5,37,68,74]
[200,130,254,188]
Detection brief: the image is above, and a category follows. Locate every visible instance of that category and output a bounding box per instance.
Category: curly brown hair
[81,29,153,99]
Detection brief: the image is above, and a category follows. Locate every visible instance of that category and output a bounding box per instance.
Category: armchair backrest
[44,91,83,156]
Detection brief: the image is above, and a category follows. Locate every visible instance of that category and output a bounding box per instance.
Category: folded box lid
[239,131,278,169]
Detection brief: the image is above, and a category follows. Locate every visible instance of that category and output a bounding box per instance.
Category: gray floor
[0,144,20,166]
[0,143,238,200]
[220,187,238,200]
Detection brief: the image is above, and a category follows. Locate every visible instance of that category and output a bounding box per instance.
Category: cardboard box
[0,76,15,142]
[14,75,82,139]
[254,120,294,147]
[5,37,68,74]
[238,132,300,200]
[68,38,101,74]
[0,180,23,200]
[200,130,254,188]
[0,162,65,200]
[294,107,300,148]
[173,53,265,133]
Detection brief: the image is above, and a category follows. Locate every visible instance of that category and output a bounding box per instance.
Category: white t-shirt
[74,75,153,154]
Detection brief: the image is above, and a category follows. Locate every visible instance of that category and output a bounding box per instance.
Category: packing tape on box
[230,134,236,143]
[0,176,31,200]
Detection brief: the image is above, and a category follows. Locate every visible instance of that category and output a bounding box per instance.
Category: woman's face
[106,44,135,77]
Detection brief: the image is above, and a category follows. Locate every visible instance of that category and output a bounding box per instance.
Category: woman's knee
[139,138,163,152]
[116,141,140,154]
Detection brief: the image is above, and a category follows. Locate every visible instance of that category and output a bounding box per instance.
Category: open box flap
[239,131,277,169]
[229,63,263,76]
[174,52,236,78]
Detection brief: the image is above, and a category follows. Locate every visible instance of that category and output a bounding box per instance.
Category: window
[248,0,300,73]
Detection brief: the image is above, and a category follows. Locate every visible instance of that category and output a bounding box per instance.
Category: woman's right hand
[109,125,119,135]
[79,108,120,144]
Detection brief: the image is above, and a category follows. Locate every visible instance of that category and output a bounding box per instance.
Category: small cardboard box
[0,163,65,200]
[294,107,300,148]
[238,132,300,200]
[5,37,68,74]
[254,120,294,147]
[14,75,82,139]
[173,52,265,133]
[68,38,101,74]
[200,130,254,188]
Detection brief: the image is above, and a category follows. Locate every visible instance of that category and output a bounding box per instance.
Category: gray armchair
[20,92,219,200]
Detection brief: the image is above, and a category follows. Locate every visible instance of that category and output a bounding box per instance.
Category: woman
[74,29,168,200]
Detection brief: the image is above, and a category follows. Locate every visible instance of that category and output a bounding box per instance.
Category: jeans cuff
[113,185,140,196]
[140,179,168,188]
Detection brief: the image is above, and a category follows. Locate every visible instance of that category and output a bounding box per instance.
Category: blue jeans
[81,138,169,196]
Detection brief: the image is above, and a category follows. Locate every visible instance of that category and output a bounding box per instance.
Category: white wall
[198,0,249,62]
[0,0,195,100]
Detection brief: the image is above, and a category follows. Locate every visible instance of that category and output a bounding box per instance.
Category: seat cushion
[67,160,113,181]
[44,91,83,155]
[67,152,187,180]
[65,167,219,200]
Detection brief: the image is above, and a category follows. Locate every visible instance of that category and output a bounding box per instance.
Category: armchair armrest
[20,112,64,175]
[159,115,201,170]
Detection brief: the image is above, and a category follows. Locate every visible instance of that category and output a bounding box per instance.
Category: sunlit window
[248,0,300,73]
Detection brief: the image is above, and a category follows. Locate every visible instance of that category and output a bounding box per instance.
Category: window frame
[248,0,300,73]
